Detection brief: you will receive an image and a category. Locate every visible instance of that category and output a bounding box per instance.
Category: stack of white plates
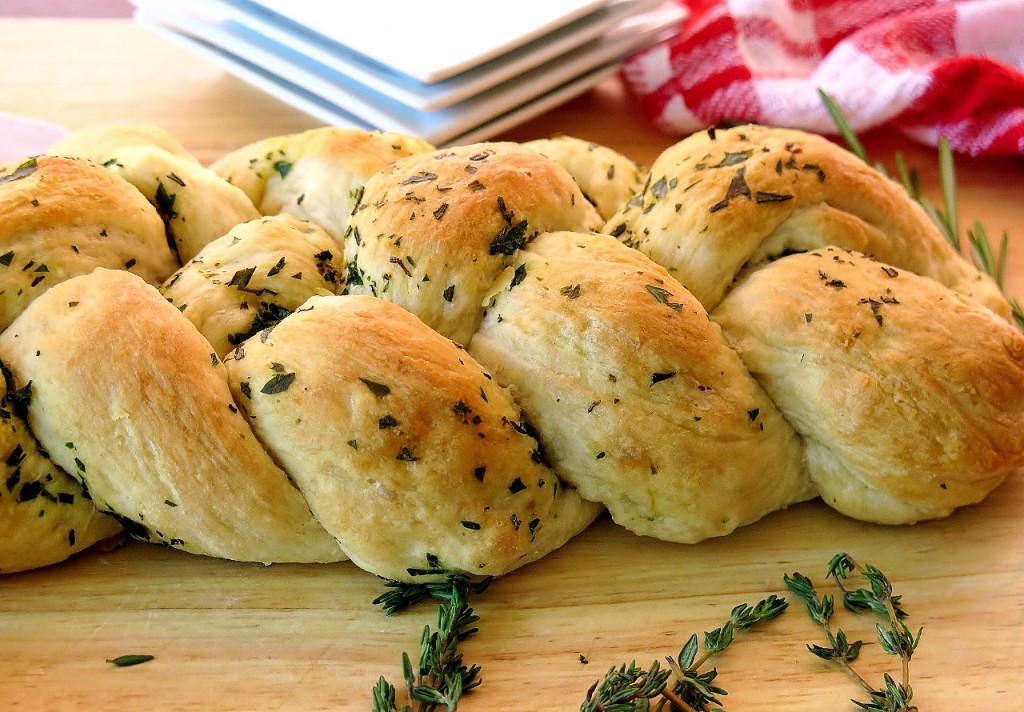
[130,0,685,146]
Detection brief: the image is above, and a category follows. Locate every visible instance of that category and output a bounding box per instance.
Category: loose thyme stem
[937,137,960,251]
[788,554,921,712]
[689,649,715,674]
[785,571,876,696]
[580,595,787,711]
[372,575,489,712]
[821,611,876,696]
[659,686,700,712]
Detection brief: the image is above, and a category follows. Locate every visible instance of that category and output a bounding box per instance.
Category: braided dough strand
[470,231,813,543]
[49,125,262,263]
[0,155,178,330]
[210,127,435,244]
[345,142,605,346]
[0,371,123,573]
[523,135,647,221]
[712,247,1024,523]
[161,214,346,358]
[605,125,1010,319]
[0,269,345,564]
[226,294,600,581]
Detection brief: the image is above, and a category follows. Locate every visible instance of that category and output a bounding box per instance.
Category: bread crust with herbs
[345,141,604,346]
[470,231,813,542]
[604,124,1010,319]
[49,125,261,263]
[524,135,646,220]
[0,269,345,564]
[210,126,435,244]
[226,294,600,580]
[0,155,178,330]
[161,214,346,357]
[0,122,1019,579]
[0,373,123,573]
[712,247,1024,523]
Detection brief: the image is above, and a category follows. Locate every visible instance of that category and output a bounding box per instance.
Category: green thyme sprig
[581,660,672,712]
[372,576,490,712]
[785,553,922,712]
[373,574,493,616]
[819,88,1024,329]
[580,594,788,711]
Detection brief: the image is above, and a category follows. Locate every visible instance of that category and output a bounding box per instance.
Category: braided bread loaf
[0,123,1021,581]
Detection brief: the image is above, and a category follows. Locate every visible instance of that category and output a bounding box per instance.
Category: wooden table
[2,19,1023,711]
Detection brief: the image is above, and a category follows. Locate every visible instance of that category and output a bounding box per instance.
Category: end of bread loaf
[712,246,1024,523]
[0,155,179,330]
[0,268,347,564]
[49,125,263,263]
[0,368,124,573]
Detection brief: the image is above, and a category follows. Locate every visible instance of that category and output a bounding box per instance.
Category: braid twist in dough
[0,124,1021,579]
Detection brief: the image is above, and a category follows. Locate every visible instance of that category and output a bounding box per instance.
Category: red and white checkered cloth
[623,0,1024,156]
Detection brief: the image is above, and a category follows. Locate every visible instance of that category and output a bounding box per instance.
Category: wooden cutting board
[3,469,1022,710]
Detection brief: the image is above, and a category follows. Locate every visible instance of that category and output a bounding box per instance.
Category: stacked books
[130,0,685,146]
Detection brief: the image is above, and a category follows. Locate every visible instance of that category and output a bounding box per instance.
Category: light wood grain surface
[1,19,1023,712]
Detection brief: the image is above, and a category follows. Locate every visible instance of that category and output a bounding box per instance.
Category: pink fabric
[623,0,1024,155]
[0,112,68,162]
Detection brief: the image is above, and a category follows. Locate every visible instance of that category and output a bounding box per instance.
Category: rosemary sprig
[969,220,1010,290]
[372,576,490,712]
[580,594,788,711]
[785,553,922,712]
[818,88,1024,329]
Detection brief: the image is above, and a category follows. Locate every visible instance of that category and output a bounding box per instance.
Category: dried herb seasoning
[646,284,683,312]
[399,171,437,185]
[360,378,391,397]
[106,654,154,668]
[651,371,676,385]
[0,157,37,185]
[260,372,295,395]
[272,160,292,178]
[489,220,529,256]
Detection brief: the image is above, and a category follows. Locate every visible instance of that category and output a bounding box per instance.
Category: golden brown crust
[712,247,1024,523]
[604,124,1010,319]
[209,127,435,243]
[0,155,178,330]
[161,214,345,357]
[470,231,812,542]
[346,142,604,345]
[0,123,1019,577]
[523,135,646,220]
[0,269,344,563]
[49,125,261,262]
[226,295,600,580]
